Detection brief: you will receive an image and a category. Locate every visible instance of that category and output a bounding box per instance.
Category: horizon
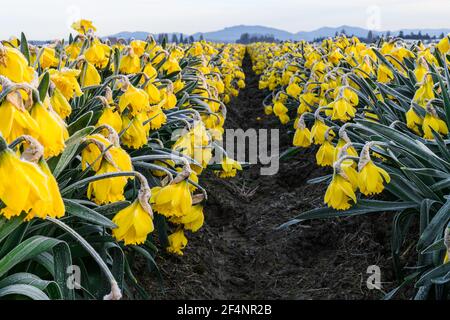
[2,0,450,40]
[110,23,450,37]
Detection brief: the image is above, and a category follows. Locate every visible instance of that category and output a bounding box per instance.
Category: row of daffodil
[0,20,245,299]
[249,35,450,298]
[249,35,450,210]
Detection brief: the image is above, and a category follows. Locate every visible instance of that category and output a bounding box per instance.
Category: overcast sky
[2,0,450,39]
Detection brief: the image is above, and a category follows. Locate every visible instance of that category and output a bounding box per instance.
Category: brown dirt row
[135,52,412,300]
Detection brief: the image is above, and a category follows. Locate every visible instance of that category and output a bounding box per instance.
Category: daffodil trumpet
[357,142,391,196]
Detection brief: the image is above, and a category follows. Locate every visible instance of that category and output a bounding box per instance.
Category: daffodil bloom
[121,114,148,149]
[422,112,449,140]
[25,159,65,220]
[437,35,450,54]
[341,160,359,189]
[215,156,242,178]
[71,19,97,34]
[193,146,213,172]
[119,85,150,115]
[96,107,123,134]
[413,76,435,106]
[316,140,335,167]
[112,200,154,245]
[202,114,224,140]
[0,146,56,220]
[0,99,40,144]
[7,37,20,48]
[167,229,188,255]
[173,132,194,158]
[354,60,374,78]
[264,105,273,115]
[144,83,161,105]
[334,139,358,162]
[170,205,204,233]
[82,134,132,173]
[39,47,59,70]
[273,102,288,117]
[162,57,182,74]
[377,64,394,83]
[414,60,428,83]
[49,68,83,100]
[85,39,110,69]
[339,87,359,106]
[293,126,312,148]
[119,50,141,74]
[146,105,167,130]
[30,101,68,158]
[80,62,101,87]
[324,173,357,210]
[65,42,82,60]
[311,119,333,145]
[330,97,356,122]
[406,108,423,134]
[151,181,192,218]
[161,89,177,110]
[0,45,35,83]
[358,160,391,196]
[143,64,158,81]
[130,40,147,57]
[50,88,72,119]
[298,93,316,114]
[87,160,127,205]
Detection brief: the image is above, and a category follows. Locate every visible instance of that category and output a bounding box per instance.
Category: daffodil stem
[61,171,138,195]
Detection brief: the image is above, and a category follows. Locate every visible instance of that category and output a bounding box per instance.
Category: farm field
[0,17,450,301]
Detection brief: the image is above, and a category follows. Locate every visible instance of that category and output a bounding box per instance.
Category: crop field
[0,17,450,301]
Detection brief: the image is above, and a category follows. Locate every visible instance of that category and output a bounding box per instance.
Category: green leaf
[68,111,94,135]
[357,120,450,170]
[61,171,135,195]
[416,262,450,287]
[53,126,94,178]
[421,238,445,255]
[418,197,450,249]
[383,272,420,300]
[64,199,117,229]
[0,284,50,300]
[20,33,31,65]
[38,72,50,102]
[95,201,130,218]
[0,216,24,243]
[0,273,62,300]
[278,200,419,229]
[431,64,450,131]
[279,147,302,160]
[0,236,65,279]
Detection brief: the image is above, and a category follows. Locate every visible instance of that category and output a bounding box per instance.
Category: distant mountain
[192,25,295,42]
[107,25,450,43]
[296,25,384,41]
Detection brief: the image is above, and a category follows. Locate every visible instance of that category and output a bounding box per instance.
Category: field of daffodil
[249,35,450,299]
[0,20,245,300]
